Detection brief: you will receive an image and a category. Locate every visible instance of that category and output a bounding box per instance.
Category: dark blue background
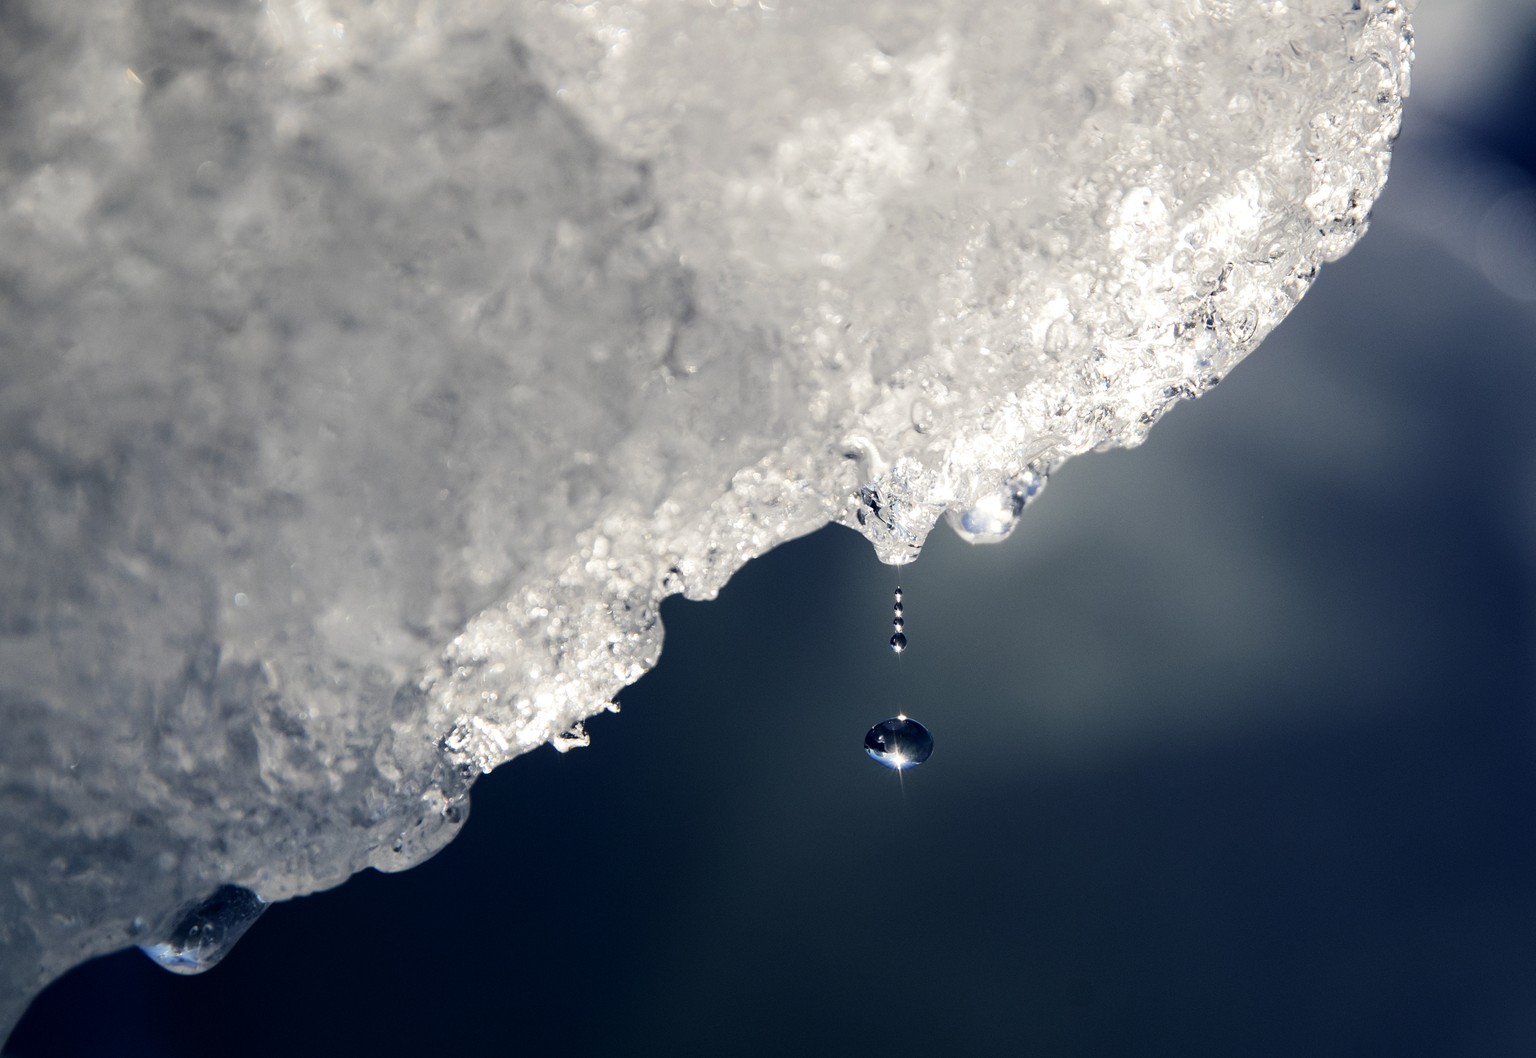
[10,16,1536,1058]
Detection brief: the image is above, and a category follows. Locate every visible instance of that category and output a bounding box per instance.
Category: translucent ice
[946,466,1048,545]
[138,886,269,976]
[0,0,1410,1033]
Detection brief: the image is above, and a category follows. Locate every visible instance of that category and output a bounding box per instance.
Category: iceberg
[0,0,1411,1034]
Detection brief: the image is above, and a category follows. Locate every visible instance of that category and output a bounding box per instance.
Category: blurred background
[9,4,1536,1056]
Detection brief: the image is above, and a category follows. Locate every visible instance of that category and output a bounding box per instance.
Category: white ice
[0,0,1410,1032]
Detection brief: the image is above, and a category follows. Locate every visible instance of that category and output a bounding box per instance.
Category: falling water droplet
[139,885,268,975]
[864,716,933,770]
[887,585,908,651]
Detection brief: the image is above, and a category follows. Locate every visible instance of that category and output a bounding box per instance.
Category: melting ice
[0,0,1411,1034]
[946,467,1049,545]
[139,887,269,976]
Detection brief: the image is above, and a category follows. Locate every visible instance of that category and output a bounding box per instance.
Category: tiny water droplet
[864,716,933,770]
[139,885,268,975]
[886,585,909,651]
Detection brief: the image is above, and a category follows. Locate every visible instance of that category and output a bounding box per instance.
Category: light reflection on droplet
[888,585,908,651]
[864,716,933,770]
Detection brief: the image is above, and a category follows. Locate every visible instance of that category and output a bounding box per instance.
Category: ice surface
[0,0,1410,1033]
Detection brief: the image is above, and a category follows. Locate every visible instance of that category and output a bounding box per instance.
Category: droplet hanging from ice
[138,885,269,975]
[946,466,1049,545]
[864,716,934,770]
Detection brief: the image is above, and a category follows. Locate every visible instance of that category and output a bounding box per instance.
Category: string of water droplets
[864,579,933,770]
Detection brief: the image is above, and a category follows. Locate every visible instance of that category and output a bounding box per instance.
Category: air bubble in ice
[910,399,936,434]
[138,885,269,976]
[864,716,933,770]
[1043,318,1075,360]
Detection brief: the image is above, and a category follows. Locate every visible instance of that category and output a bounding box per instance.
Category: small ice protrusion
[138,885,269,976]
[946,465,1050,545]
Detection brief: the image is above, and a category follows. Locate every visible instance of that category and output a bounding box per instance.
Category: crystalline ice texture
[0,0,1410,1032]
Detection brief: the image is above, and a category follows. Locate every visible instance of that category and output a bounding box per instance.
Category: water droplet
[892,616,905,631]
[889,632,907,653]
[892,600,903,616]
[950,491,1023,543]
[139,885,268,975]
[864,716,933,770]
[946,466,1049,545]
